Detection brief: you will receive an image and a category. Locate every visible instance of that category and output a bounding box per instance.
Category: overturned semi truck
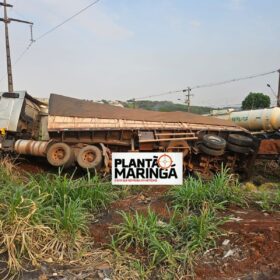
[210,107,280,160]
[0,91,259,177]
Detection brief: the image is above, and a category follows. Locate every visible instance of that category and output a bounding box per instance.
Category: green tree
[241,92,270,110]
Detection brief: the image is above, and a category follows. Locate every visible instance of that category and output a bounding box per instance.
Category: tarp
[49,94,238,128]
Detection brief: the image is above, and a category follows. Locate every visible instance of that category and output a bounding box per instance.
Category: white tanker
[211,107,280,132]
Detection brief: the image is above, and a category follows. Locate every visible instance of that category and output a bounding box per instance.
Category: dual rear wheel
[199,134,253,156]
[199,134,226,156]
[46,143,103,170]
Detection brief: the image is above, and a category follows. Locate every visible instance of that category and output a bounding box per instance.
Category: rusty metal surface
[15,140,49,157]
[258,139,280,155]
[48,116,245,132]
[49,94,241,128]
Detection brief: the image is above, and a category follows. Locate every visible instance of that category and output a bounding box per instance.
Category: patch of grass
[130,259,153,280]
[0,157,21,185]
[0,164,116,276]
[254,189,280,212]
[29,173,116,212]
[169,167,247,212]
[186,205,224,252]
[52,198,88,239]
[112,206,224,275]
[259,182,280,192]
[274,189,280,205]
[113,209,175,250]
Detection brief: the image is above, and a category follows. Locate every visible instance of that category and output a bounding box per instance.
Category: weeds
[169,167,247,212]
[254,189,280,212]
[0,163,116,276]
[112,169,241,277]
[112,205,224,276]
[186,205,224,252]
[0,157,21,185]
[113,209,175,250]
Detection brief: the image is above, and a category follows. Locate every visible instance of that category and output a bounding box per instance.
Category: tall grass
[112,206,224,273]
[0,160,116,276]
[254,189,280,212]
[169,167,247,211]
[112,169,244,277]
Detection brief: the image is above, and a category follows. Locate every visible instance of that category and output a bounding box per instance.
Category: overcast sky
[0,0,279,107]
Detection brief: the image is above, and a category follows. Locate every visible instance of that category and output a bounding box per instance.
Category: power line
[191,69,278,90]
[0,0,101,83]
[133,69,279,100]
[14,41,33,64]
[10,0,101,64]
[134,89,183,100]
[36,0,101,41]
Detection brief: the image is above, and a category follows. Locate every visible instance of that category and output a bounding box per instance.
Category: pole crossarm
[9,18,33,24]
[0,2,12,7]
[0,0,33,92]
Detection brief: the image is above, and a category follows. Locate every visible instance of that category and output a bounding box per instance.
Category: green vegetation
[111,168,242,278]
[124,100,212,114]
[254,189,280,212]
[1,159,279,279]
[112,206,223,273]
[169,168,246,211]
[241,92,271,110]
[0,158,116,276]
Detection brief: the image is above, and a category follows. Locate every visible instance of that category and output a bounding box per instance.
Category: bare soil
[12,158,280,279]
[88,182,280,280]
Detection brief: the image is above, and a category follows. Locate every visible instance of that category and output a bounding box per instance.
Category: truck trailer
[0,91,259,178]
[210,107,280,160]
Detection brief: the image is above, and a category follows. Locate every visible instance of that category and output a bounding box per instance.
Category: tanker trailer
[211,107,280,160]
[229,107,280,133]
[210,107,280,134]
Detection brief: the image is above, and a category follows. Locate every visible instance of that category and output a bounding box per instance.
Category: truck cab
[0,91,47,152]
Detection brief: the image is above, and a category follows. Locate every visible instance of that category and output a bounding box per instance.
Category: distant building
[97,100,124,107]
[209,108,235,116]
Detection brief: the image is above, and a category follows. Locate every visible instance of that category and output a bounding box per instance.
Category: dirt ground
[14,158,280,280]
[89,187,280,280]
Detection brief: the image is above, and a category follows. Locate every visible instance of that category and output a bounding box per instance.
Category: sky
[0,0,279,107]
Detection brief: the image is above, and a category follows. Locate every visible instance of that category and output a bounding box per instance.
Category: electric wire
[191,69,278,90]
[35,0,101,41]
[133,69,279,100]
[0,0,101,82]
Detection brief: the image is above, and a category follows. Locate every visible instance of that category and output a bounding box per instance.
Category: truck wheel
[227,143,251,154]
[47,143,74,168]
[199,144,225,156]
[202,134,226,150]
[77,145,103,170]
[228,134,253,147]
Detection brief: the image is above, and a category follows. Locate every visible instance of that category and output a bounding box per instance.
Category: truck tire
[199,144,225,156]
[228,134,253,147]
[227,142,251,154]
[47,143,74,168]
[77,145,103,170]
[202,134,226,150]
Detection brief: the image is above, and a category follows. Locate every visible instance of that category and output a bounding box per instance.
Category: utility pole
[183,87,193,112]
[0,0,33,93]
[277,69,280,107]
